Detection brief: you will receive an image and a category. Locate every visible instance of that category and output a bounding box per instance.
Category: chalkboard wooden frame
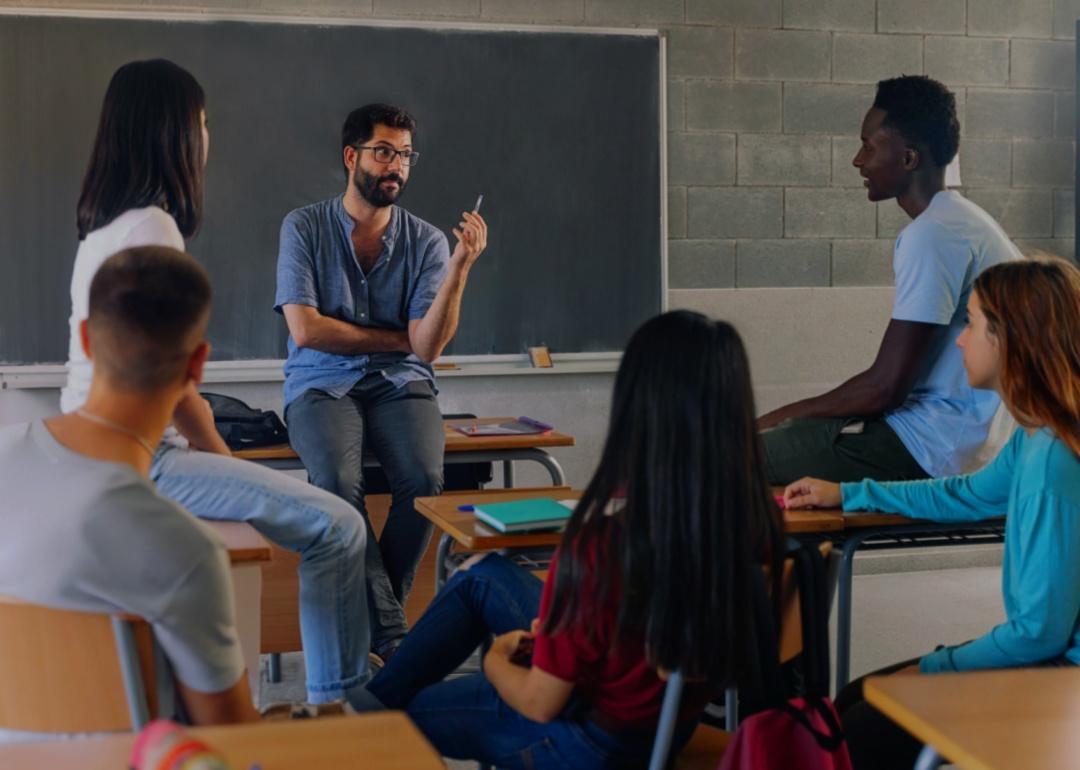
[0,8,668,369]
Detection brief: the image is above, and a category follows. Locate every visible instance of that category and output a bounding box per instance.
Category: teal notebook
[473,498,575,533]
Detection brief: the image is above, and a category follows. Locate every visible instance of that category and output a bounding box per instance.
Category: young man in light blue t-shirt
[759,75,1021,483]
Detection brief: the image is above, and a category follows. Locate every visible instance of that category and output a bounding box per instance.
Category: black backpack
[201,392,289,451]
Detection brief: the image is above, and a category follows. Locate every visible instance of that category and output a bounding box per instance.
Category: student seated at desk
[758,75,1021,485]
[365,311,785,769]
[784,258,1080,770]
[0,247,258,727]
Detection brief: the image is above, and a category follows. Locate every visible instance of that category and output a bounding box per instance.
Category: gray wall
[4,0,1073,289]
[1,0,1075,485]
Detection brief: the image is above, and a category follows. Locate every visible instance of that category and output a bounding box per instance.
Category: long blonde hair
[974,257,1080,456]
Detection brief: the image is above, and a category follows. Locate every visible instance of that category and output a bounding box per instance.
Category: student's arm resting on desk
[757,319,940,429]
[408,211,487,363]
[483,629,574,723]
[921,490,1080,673]
[840,429,1018,522]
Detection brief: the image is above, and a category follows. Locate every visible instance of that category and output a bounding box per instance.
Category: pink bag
[718,696,852,770]
[720,544,852,770]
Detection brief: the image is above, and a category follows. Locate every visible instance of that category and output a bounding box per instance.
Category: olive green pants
[762,416,930,486]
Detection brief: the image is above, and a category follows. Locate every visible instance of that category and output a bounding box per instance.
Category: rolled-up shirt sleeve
[275,211,320,313]
[407,232,449,321]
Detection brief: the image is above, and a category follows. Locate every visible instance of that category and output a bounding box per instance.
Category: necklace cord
[75,409,157,459]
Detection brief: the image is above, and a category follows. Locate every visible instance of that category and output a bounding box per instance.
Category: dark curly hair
[872,75,960,168]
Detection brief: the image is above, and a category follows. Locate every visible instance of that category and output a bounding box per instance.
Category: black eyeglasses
[354,145,421,167]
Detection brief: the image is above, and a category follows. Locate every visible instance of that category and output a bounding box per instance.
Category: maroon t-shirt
[532,539,713,729]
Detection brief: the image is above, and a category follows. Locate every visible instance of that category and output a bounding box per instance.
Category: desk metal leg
[435,532,455,592]
[835,530,874,693]
[514,449,566,486]
[268,653,282,683]
[503,459,515,488]
[914,745,943,770]
[724,687,738,732]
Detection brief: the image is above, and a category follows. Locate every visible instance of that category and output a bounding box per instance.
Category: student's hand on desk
[449,211,487,272]
[783,478,842,509]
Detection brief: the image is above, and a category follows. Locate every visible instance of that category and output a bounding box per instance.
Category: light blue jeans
[151,444,372,708]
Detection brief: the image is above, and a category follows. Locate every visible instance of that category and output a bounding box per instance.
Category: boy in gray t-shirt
[0,246,255,725]
[0,419,243,696]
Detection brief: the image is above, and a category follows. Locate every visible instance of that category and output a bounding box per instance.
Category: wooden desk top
[0,712,444,770]
[415,487,575,550]
[416,488,844,551]
[205,520,272,564]
[235,417,574,461]
[865,668,1080,770]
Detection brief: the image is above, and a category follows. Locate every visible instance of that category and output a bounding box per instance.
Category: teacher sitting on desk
[276,103,488,664]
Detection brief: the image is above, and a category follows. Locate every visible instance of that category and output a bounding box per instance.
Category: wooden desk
[865,667,1080,770]
[784,501,1006,692]
[0,712,445,770]
[417,489,845,586]
[236,417,575,486]
[204,521,271,698]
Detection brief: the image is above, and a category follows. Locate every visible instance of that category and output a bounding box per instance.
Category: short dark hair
[88,246,212,391]
[341,103,417,179]
[77,59,206,240]
[872,75,960,168]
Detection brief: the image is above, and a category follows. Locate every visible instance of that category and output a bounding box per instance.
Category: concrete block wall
[5,0,1075,291]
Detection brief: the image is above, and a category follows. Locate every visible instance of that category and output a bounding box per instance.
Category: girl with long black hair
[367,310,785,768]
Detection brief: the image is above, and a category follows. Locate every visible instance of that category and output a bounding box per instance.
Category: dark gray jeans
[762,416,930,486]
[286,374,445,654]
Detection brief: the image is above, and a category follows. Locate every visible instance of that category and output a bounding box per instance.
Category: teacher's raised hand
[450,210,487,271]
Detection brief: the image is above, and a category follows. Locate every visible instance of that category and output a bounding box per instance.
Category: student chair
[0,597,169,733]
[648,541,835,770]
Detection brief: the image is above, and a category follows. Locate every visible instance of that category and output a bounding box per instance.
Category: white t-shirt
[61,207,185,414]
[0,420,244,694]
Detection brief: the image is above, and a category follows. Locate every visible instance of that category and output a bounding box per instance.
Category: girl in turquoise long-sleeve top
[783,257,1080,770]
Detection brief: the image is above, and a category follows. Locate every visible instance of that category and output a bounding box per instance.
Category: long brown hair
[541,311,784,684]
[974,257,1080,456]
[77,59,205,240]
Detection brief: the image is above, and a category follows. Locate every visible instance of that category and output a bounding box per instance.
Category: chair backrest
[647,541,833,770]
[0,597,160,733]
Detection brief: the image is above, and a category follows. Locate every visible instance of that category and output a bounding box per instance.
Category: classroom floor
[258,557,1004,768]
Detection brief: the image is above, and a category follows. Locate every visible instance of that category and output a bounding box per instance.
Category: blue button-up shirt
[274,196,449,408]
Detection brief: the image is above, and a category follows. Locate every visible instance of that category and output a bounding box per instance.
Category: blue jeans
[367,555,648,769]
[285,374,445,655]
[151,444,374,708]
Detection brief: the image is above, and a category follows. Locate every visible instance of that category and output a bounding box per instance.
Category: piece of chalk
[457,504,475,512]
[774,494,787,510]
[473,194,484,213]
